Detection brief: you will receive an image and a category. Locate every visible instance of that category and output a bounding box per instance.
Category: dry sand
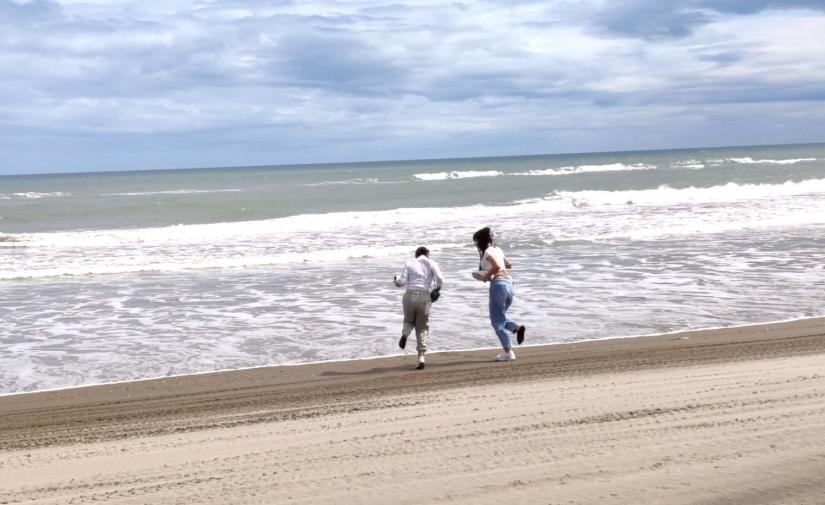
[2,318,825,504]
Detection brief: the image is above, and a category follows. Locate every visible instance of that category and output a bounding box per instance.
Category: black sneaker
[416,362,425,370]
[399,335,407,349]
[516,325,526,345]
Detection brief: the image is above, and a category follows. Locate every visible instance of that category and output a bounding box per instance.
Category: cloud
[699,0,825,15]
[0,0,62,23]
[575,0,825,39]
[274,30,408,94]
[0,0,823,174]
[583,2,712,39]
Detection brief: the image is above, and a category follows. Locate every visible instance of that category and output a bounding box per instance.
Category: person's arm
[429,258,444,289]
[394,264,408,287]
[503,255,512,269]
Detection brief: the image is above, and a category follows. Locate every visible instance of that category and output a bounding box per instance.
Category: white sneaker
[417,353,426,370]
[495,350,516,362]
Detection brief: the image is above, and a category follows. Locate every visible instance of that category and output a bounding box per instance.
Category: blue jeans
[489,279,520,350]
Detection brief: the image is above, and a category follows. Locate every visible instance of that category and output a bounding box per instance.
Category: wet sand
[2,318,825,504]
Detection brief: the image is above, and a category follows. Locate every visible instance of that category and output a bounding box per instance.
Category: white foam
[513,163,656,176]
[1,206,486,249]
[728,157,816,165]
[302,178,405,187]
[513,166,577,176]
[4,178,825,280]
[395,157,815,181]
[574,163,655,173]
[558,178,825,207]
[4,314,824,398]
[0,192,69,200]
[102,189,241,196]
[0,244,416,280]
[413,170,502,181]
[6,178,825,249]
[671,159,705,169]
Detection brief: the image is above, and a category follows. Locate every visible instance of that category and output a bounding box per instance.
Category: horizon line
[3,140,824,178]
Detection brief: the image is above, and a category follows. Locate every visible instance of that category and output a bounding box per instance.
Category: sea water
[2,143,825,393]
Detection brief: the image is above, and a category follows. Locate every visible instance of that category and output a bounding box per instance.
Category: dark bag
[430,287,441,302]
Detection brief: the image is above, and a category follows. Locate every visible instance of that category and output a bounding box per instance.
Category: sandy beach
[2,318,825,504]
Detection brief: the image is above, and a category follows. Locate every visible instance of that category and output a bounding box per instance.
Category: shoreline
[4,314,824,399]
[2,317,825,504]
[2,316,824,431]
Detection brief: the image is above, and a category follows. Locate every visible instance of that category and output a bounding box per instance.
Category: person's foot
[495,350,516,362]
[399,335,407,349]
[416,353,426,369]
[516,325,526,345]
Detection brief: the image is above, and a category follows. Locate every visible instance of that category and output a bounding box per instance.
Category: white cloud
[0,0,824,174]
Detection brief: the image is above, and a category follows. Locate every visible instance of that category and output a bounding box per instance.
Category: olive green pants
[402,289,431,353]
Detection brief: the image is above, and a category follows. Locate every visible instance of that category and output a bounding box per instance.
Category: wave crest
[102,189,241,197]
[514,163,655,176]
[0,192,69,200]
[413,170,502,181]
[4,178,825,280]
[726,157,817,165]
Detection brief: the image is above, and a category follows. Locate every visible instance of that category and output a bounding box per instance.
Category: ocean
[2,143,825,394]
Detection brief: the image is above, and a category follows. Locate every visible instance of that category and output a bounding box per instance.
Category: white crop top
[480,246,510,279]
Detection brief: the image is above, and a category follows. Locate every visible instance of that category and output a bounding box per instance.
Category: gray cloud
[578,0,825,39]
[0,0,823,174]
[0,0,62,23]
[699,0,825,14]
[696,50,746,64]
[274,30,408,94]
[589,2,712,39]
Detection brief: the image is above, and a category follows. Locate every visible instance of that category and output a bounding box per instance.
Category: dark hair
[472,227,493,255]
[415,246,429,258]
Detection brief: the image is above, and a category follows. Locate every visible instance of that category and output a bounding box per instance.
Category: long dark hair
[473,226,493,260]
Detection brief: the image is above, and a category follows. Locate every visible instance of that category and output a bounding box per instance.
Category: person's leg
[488,282,511,350]
[412,292,430,369]
[502,283,519,333]
[400,291,416,348]
[414,292,430,354]
[499,283,525,344]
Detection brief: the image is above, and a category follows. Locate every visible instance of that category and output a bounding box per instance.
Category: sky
[1,0,825,175]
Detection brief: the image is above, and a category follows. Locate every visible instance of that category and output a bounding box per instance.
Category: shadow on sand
[319,356,493,377]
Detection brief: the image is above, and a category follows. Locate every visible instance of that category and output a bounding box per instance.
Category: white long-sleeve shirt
[394,256,444,291]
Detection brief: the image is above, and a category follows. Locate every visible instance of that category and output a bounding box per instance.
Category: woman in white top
[393,246,444,369]
[472,227,525,361]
